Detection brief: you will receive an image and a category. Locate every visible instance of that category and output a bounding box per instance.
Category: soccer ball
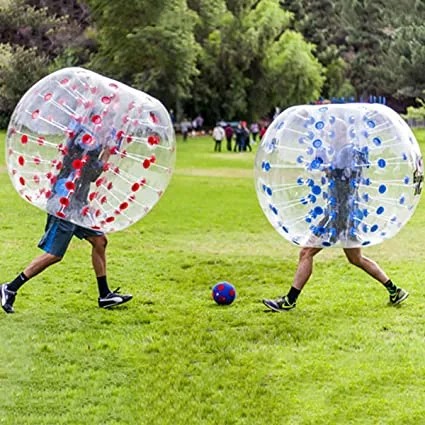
[212,282,236,305]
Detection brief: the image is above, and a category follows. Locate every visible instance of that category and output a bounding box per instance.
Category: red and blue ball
[212,282,236,305]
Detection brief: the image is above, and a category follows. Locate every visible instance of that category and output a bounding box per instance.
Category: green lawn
[1,129,425,424]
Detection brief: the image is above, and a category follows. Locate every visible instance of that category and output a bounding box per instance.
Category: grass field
[1,128,425,425]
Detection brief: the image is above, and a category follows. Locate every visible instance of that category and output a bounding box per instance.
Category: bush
[0,43,49,125]
[403,97,425,121]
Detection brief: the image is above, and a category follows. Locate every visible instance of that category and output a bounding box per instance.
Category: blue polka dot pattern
[255,103,423,248]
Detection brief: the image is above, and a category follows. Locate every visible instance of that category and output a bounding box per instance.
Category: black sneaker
[263,296,296,312]
[1,283,16,314]
[389,288,409,306]
[98,287,133,309]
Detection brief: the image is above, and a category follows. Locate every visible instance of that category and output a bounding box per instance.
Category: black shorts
[38,215,104,257]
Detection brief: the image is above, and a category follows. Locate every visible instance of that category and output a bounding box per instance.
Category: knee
[92,235,108,251]
[299,248,315,262]
[47,253,63,265]
[99,235,108,250]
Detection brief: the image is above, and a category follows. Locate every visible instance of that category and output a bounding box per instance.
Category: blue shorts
[38,215,104,257]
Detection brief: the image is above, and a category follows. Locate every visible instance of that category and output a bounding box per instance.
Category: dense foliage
[0,0,424,126]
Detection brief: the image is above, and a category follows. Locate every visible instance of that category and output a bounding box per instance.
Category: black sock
[8,272,29,292]
[97,276,111,298]
[383,279,397,294]
[287,286,301,304]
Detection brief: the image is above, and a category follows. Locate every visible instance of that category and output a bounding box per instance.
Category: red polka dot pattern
[6,67,176,232]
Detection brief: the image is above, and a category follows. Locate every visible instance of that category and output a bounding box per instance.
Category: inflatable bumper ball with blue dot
[212,282,236,305]
[255,104,423,248]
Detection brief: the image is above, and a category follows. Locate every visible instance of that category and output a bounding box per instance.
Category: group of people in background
[212,121,267,153]
[178,114,268,152]
[179,114,205,142]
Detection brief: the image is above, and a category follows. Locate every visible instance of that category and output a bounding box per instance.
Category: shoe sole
[1,285,15,314]
[99,296,133,309]
[263,300,280,312]
[391,292,409,306]
[262,299,296,312]
[1,306,14,314]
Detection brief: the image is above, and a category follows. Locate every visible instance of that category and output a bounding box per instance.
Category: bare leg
[23,253,62,279]
[86,235,108,277]
[292,247,323,290]
[262,247,322,311]
[343,248,389,284]
[86,234,133,307]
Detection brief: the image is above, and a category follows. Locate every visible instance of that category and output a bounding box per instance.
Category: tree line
[0,0,424,127]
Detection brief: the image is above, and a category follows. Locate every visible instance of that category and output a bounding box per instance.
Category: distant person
[224,124,234,151]
[180,119,191,141]
[212,123,225,152]
[250,122,260,144]
[259,125,267,140]
[195,114,204,132]
[233,121,249,152]
[242,121,251,152]
[169,109,176,124]
[234,122,245,152]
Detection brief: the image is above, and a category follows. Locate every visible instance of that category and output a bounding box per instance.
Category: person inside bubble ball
[0,111,132,314]
[312,138,369,244]
[263,119,409,312]
[48,113,112,214]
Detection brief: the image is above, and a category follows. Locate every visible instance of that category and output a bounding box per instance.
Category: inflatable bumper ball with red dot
[6,67,176,232]
[212,282,236,305]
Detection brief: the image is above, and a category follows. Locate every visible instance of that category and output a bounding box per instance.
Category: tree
[280,0,352,99]
[0,0,74,59]
[87,0,199,119]
[25,0,96,68]
[130,0,200,120]
[187,0,258,122]
[187,0,324,123]
[387,24,425,99]
[383,0,425,100]
[323,55,355,99]
[0,43,48,120]
[403,97,425,122]
[260,30,324,110]
[339,0,415,99]
[0,0,66,121]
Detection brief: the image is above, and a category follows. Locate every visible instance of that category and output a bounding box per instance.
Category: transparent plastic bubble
[255,104,423,248]
[6,67,176,232]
